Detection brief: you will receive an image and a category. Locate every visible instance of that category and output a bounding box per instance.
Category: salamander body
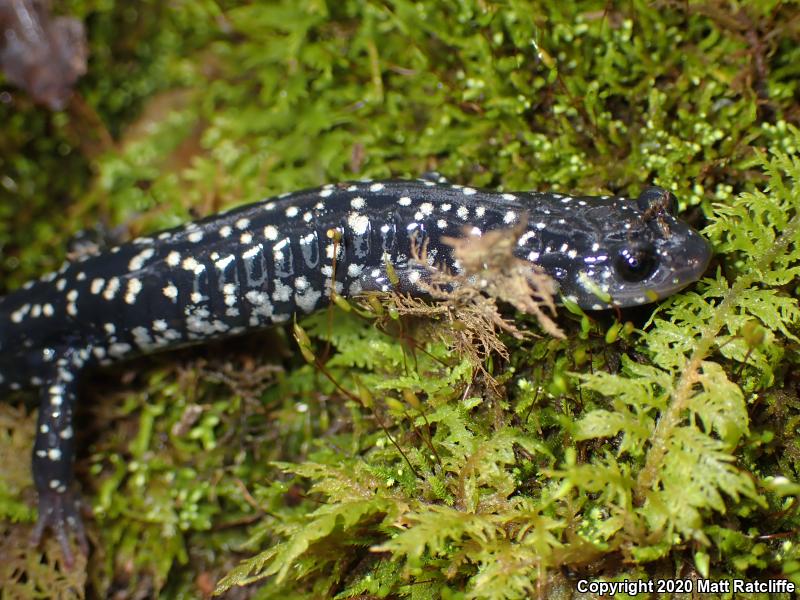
[0,175,711,561]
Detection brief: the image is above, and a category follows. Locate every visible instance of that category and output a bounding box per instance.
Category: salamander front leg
[30,365,88,567]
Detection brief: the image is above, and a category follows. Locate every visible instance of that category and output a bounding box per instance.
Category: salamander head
[526,187,711,310]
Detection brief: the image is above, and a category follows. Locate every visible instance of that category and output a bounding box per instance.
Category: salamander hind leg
[30,348,89,567]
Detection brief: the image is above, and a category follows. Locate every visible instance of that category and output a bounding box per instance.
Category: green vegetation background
[1,0,799,598]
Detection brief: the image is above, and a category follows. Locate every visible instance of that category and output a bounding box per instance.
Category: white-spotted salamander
[0,174,711,563]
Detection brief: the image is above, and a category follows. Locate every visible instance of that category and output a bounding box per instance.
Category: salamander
[0,174,711,563]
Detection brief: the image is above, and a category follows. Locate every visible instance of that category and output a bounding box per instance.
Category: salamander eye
[637,186,678,216]
[614,245,658,282]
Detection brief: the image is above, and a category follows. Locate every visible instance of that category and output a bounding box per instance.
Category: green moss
[1,1,800,598]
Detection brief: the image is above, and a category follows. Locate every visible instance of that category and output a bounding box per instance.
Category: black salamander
[0,175,711,562]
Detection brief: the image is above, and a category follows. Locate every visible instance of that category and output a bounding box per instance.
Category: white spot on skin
[285,206,299,217]
[470,226,482,236]
[132,326,153,347]
[166,251,181,266]
[219,226,232,238]
[242,245,261,260]
[153,319,168,331]
[303,212,313,222]
[103,277,120,300]
[398,196,411,206]
[348,213,370,235]
[295,287,323,313]
[294,276,309,291]
[437,219,447,229]
[347,263,363,277]
[407,271,421,284]
[324,242,342,260]
[535,222,546,230]
[109,342,132,357]
[235,218,250,230]
[504,211,517,224]
[440,203,451,212]
[60,426,73,440]
[104,323,115,334]
[125,278,143,304]
[370,183,385,192]
[245,290,271,307]
[502,193,517,201]
[181,257,206,274]
[188,231,204,243]
[91,278,105,294]
[56,279,66,291]
[163,283,179,299]
[457,206,469,219]
[191,292,203,303]
[528,251,540,261]
[215,254,235,271]
[272,280,292,302]
[591,243,600,252]
[10,305,28,323]
[240,232,253,244]
[351,196,365,210]
[320,188,333,198]
[263,225,279,240]
[128,248,155,271]
[462,187,476,195]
